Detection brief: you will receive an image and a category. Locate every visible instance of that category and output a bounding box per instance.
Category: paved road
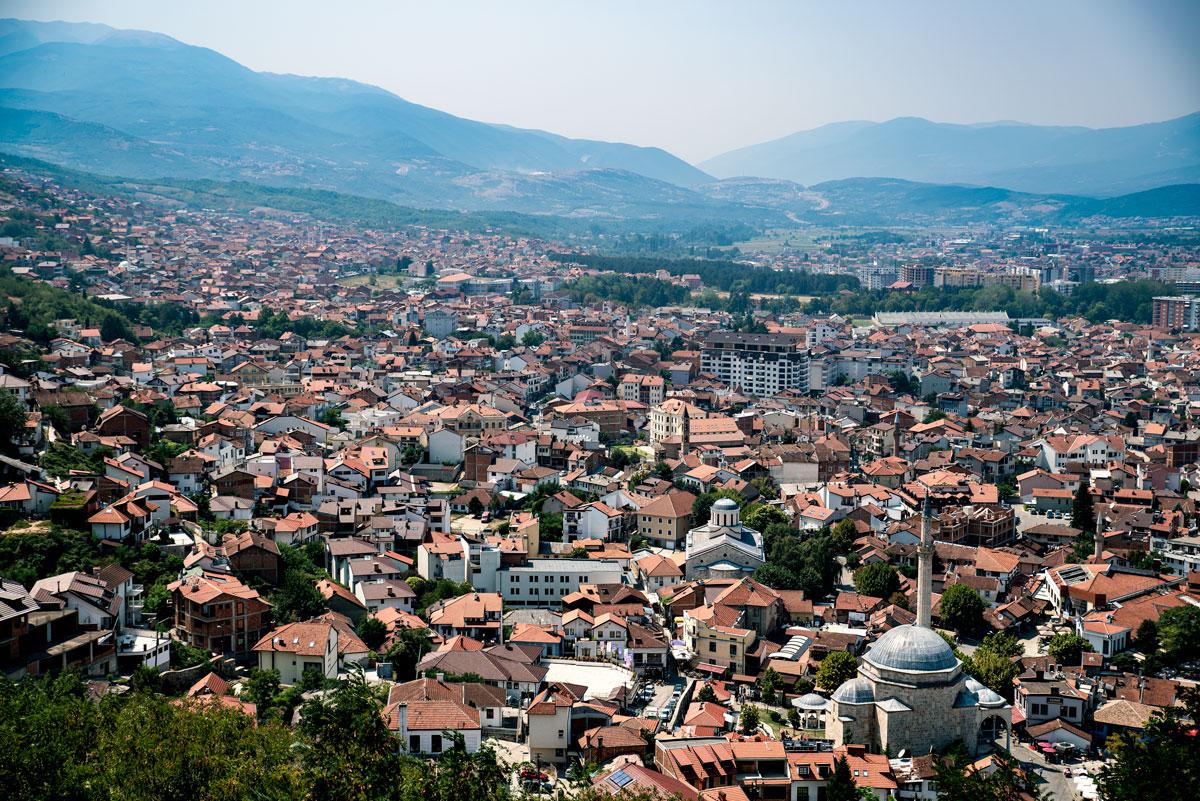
[1012,739,1106,800]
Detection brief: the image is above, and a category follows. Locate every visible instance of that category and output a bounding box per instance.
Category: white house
[252,620,339,685]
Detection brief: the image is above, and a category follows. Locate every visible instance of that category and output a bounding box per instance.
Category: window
[430,734,442,753]
[708,642,716,653]
[409,735,420,753]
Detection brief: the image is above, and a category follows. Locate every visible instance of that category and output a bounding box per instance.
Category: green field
[733,229,821,254]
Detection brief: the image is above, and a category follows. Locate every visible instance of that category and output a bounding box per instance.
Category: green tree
[130,664,160,693]
[401,443,424,465]
[567,761,602,788]
[242,667,282,717]
[1046,633,1095,667]
[1110,652,1140,673]
[521,331,544,347]
[816,651,858,691]
[696,683,718,703]
[743,503,788,532]
[386,629,433,681]
[758,667,782,705]
[1099,686,1200,801]
[935,748,1048,800]
[853,562,900,599]
[298,665,406,801]
[826,755,860,801]
[358,615,387,652]
[467,496,485,517]
[739,703,761,735]
[971,647,1020,701]
[1157,605,1200,665]
[979,632,1023,659]
[832,518,858,552]
[273,571,326,623]
[1134,619,1159,655]
[939,583,984,633]
[1071,479,1095,533]
[0,390,26,453]
[41,404,70,435]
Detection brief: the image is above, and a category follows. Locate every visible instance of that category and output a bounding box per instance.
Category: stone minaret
[1094,507,1106,563]
[680,405,691,457]
[916,492,935,629]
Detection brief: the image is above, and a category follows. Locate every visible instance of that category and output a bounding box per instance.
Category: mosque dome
[865,625,958,673]
[965,678,1007,707]
[712,498,739,512]
[794,692,830,710]
[832,677,875,705]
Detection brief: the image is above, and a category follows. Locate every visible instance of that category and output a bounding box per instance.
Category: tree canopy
[938,583,984,633]
[853,561,900,599]
[816,651,858,691]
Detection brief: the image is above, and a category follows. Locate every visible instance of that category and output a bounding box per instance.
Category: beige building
[636,490,695,549]
[649,398,706,444]
[682,604,756,676]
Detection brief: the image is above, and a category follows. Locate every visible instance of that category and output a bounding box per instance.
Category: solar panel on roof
[611,770,633,788]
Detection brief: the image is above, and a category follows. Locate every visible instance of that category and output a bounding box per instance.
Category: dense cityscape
[1,7,1199,801]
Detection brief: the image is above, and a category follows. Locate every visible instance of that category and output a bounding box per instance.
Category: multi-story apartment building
[169,573,273,659]
[618,373,665,405]
[1148,532,1200,575]
[900,264,935,288]
[499,558,625,609]
[701,332,809,397]
[1153,296,1200,330]
[858,263,898,290]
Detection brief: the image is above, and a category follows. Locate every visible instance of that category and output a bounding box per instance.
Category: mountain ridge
[0,18,716,219]
[700,113,1200,197]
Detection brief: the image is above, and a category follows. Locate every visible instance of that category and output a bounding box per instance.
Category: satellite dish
[898,750,908,759]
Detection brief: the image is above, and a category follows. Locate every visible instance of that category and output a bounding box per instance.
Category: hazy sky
[6,0,1200,163]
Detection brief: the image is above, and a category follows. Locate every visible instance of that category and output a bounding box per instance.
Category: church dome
[709,497,741,528]
[831,677,875,705]
[865,625,958,673]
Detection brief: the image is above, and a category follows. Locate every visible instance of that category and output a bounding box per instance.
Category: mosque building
[826,495,1012,756]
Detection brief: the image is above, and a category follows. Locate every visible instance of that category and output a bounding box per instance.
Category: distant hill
[694,176,1200,227]
[700,114,1200,197]
[0,18,721,220]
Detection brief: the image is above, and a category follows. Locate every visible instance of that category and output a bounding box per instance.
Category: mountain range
[0,18,1196,227]
[700,114,1200,197]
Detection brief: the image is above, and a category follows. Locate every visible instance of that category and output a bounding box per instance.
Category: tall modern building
[1152,296,1200,330]
[701,332,809,397]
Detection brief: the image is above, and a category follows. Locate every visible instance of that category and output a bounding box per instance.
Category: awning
[697,663,728,675]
